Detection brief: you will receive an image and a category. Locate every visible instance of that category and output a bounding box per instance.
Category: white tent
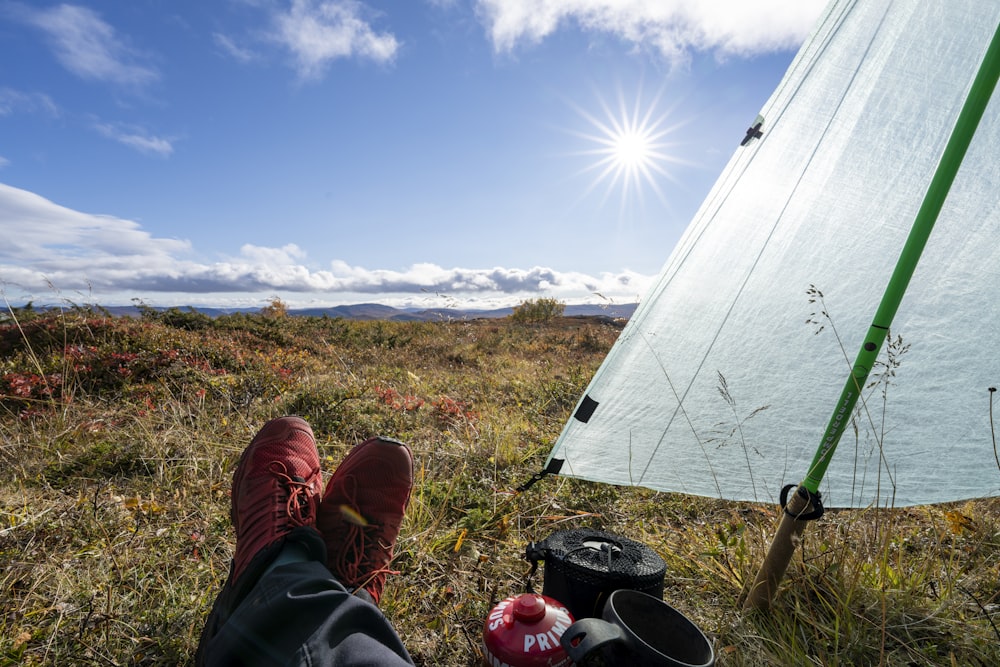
[545,0,1000,509]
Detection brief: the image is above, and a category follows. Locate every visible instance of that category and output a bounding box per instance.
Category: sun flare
[570,85,685,210]
[613,128,653,170]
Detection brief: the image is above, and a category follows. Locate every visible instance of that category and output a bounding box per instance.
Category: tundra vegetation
[1,303,998,665]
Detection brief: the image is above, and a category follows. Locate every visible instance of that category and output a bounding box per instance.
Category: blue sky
[1,0,825,310]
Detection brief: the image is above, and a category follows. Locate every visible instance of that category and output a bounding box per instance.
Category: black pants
[197,528,414,666]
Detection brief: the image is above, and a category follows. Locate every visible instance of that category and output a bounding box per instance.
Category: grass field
[1,305,998,665]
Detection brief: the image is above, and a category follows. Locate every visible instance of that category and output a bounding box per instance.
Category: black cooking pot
[525,528,666,620]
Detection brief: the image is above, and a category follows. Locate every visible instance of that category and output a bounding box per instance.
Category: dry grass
[1,306,998,665]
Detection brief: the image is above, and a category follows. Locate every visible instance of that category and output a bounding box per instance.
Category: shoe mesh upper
[317,437,413,603]
[230,417,322,584]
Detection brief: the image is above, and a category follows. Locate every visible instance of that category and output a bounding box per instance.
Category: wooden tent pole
[742,488,813,609]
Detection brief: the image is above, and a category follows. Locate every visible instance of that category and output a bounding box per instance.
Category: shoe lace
[268,461,317,526]
[332,477,400,600]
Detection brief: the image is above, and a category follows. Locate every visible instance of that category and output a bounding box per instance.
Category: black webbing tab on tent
[516,458,563,492]
[779,484,825,521]
[574,395,599,423]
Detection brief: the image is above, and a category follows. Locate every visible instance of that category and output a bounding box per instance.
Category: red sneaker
[317,436,413,604]
[230,416,323,585]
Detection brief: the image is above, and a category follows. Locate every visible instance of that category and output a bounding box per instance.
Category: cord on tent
[779,484,824,521]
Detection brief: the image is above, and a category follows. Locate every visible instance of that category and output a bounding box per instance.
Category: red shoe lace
[330,481,400,600]
[268,461,316,527]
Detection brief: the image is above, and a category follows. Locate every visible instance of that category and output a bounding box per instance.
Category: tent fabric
[545,0,1000,508]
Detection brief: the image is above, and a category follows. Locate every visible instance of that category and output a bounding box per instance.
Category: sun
[613,128,653,170]
[610,125,658,178]
[569,84,685,210]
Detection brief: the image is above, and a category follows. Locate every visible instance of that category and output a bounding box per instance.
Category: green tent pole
[744,19,1000,610]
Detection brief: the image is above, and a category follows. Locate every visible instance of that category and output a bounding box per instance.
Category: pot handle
[523,540,550,593]
[560,618,625,663]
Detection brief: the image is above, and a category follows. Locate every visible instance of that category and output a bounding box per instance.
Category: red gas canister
[482,593,575,667]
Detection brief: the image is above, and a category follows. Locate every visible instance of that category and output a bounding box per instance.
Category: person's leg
[195,418,414,666]
[197,527,412,666]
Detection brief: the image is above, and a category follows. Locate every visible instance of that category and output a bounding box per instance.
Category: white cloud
[92,122,175,157]
[16,3,159,88]
[0,183,652,307]
[214,32,258,63]
[474,0,825,63]
[271,0,400,79]
[239,243,308,265]
[324,260,650,300]
[0,88,59,117]
[0,183,189,279]
[424,0,460,9]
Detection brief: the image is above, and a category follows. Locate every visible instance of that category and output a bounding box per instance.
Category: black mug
[560,589,715,666]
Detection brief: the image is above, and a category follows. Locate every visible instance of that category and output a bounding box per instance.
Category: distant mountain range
[91,302,638,322]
